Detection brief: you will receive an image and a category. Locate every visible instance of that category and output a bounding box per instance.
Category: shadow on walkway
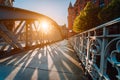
[0,40,88,80]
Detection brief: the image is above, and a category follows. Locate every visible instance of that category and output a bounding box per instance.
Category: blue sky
[14,0,76,26]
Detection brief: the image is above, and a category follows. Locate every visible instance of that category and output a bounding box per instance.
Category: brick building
[0,0,14,6]
[0,0,14,31]
[67,0,111,37]
[60,24,68,39]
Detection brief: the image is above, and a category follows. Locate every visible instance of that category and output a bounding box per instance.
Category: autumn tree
[73,1,101,33]
[99,0,120,23]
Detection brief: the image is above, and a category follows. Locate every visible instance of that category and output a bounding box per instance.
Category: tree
[73,1,101,33]
[73,10,85,33]
[99,0,120,23]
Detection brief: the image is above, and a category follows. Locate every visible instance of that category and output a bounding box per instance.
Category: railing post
[85,32,90,74]
[99,27,108,80]
[81,34,85,65]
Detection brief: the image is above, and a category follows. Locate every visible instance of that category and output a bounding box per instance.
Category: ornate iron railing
[69,18,120,80]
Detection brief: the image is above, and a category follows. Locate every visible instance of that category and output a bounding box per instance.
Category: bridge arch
[0,6,63,52]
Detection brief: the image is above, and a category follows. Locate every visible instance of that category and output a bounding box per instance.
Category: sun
[41,21,49,30]
[42,22,48,30]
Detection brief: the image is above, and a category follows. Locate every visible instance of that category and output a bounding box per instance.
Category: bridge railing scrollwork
[69,18,120,80]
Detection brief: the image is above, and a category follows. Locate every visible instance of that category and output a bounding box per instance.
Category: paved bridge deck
[0,40,87,80]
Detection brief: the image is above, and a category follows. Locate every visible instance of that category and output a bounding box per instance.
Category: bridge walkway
[0,40,88,80]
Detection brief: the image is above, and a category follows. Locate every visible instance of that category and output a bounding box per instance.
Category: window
[93,0,96,3]
[99,0,105,7]
[80,0,83,3]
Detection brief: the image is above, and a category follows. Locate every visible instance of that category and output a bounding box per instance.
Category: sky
[14,0,76,26]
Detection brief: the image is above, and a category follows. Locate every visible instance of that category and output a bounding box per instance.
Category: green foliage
[73,11,85,33]
[73,1,101,33]
[99,0,120,23]
[73,0,120,33]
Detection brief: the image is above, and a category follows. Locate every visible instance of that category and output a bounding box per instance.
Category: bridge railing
[69,18,120,80]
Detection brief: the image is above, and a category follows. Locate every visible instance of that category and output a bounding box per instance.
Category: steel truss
[0,6,62,53]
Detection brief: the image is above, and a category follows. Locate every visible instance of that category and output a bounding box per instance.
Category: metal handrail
[69,17,120,80]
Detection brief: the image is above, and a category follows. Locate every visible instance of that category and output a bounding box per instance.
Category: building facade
[0,0,14,31]
[60,24,68,39]
[0,0,14,6]
[67,0,111,37]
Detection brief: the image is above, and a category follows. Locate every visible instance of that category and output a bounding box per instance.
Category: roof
[69,2,73,8]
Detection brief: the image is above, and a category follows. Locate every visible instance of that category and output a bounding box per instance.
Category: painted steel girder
[0,5,62,37]
[0,5,54,23]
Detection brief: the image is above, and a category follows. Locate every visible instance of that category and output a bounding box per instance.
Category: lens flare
[41,21,49,30]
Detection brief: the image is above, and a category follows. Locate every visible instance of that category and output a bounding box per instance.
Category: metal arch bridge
[0,5,63,53]
[0,5,88,80]
[1,5,120,80]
